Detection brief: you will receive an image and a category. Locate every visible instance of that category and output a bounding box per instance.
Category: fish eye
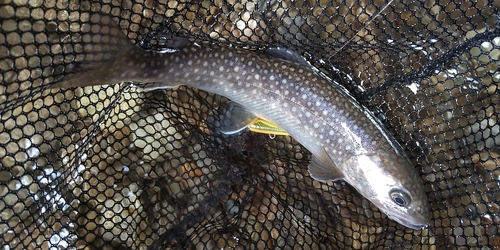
[390,189,411,207]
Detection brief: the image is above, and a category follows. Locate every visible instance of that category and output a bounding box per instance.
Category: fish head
[344,151,430,230]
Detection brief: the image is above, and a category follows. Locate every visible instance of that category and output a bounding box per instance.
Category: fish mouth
[406,223,428,230]
[390,216,428,230]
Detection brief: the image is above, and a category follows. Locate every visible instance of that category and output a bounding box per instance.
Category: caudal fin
[51,13,137,89]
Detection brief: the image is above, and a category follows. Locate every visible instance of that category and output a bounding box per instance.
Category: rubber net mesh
[1,0,500,249]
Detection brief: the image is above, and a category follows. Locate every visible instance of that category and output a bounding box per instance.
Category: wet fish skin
[53,14,430,229]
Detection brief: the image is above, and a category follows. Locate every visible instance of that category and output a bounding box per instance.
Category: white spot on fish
[255,74,260,80]
[301,94,307,99]
[203,61,208,67]
[234,66,239,72]
[219,66,224,72]
[187,60,192,66]
[269,75,275,81]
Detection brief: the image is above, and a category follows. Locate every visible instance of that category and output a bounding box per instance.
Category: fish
[52,13,430,229]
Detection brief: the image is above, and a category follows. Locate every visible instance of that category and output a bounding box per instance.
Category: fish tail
[51,13,139,89]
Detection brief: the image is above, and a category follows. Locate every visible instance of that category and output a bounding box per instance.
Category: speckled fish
[53,14,430,229]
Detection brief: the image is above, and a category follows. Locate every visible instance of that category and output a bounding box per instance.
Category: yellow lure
[248,118,290,136]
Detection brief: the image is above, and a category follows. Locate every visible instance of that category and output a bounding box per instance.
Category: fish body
[54,14,429,229]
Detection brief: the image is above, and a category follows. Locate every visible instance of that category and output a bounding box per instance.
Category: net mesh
[1,0,500,249]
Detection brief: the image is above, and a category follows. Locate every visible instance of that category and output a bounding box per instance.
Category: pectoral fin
[219,101,259,135]
[308,148,345,182]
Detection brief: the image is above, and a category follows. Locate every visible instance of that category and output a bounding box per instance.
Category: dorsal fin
[165,36,192,49]
[264,47,310,67]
